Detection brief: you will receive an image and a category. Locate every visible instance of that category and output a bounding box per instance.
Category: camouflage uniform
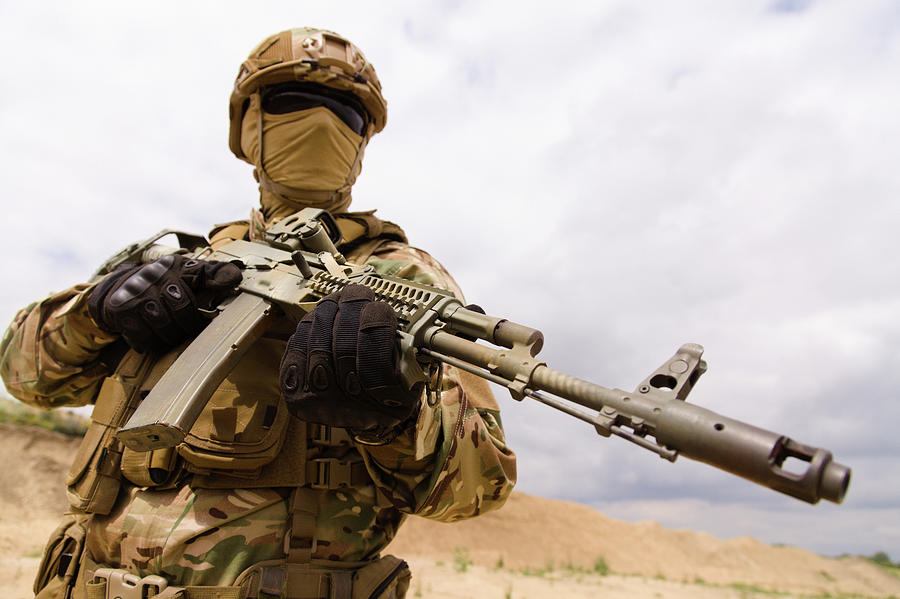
[1,26,517,599]
[1,223,516,597]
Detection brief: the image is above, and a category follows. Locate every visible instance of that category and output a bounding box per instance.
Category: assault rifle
[96,208,851,505]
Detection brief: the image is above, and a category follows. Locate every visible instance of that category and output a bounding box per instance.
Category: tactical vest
[68,210,407,510]
[56,211,414,599]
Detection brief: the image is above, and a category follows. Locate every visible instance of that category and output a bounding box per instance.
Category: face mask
[241,98,366,214]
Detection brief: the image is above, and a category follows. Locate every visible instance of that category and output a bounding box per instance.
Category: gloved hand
[279,284,423,444]
[88,254,242,353]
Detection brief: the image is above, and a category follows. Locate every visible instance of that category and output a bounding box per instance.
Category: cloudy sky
[2,0,898,559]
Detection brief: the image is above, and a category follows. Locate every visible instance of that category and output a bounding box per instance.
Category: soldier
[1,27,516,599]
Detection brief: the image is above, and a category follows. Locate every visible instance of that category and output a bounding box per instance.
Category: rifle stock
[114,208,851,505]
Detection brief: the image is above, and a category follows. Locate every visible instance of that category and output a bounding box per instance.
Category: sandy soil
[1,423,897,599]
[0,424,83,599]
[389,492,900,597]
[401,557,883,599]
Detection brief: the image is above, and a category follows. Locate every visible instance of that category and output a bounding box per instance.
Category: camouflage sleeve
[354,242,517,522]
[0,284,118,409]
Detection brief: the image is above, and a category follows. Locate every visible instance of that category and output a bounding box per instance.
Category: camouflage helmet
[229,27,387,162]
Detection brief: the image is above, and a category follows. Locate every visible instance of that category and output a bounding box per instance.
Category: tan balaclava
[229,28,387,222]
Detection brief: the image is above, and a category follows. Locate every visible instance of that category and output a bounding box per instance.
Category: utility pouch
[352,555,411,599]
[120,445,179,487]
[178,337,289,474]
[233,555,410,599]
[176,382,288,472]
[116,347,184,488]
[66,350,154,514]
[34,514,89,599]
[66,377,130,514]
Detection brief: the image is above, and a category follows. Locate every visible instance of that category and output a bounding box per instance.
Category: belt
[86,568,243,599]
[85,565,354,599]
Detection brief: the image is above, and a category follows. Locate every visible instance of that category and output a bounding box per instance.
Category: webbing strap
[156,587,244,599]
[85,579,105,599]
[178,587,244,599]
[307,423,351,446]
[285,487,319,564]
[259,565,353,599]
[330,571,352,599]
[282,570,328,599]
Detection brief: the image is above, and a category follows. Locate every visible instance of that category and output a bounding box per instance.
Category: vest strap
[285,487,318,565]
[308,423,352,446]
[253,563,354,599]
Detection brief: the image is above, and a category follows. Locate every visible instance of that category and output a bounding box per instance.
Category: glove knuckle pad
[281,361,302,394]
[90,255,238,353]
[279,347,308,396]
[109,261,167,307]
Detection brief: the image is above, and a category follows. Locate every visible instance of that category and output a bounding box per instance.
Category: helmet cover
[229,27,387,161]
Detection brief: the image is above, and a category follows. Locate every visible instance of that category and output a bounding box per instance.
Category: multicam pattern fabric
[361,368,513,522]
[1,231,516,588]
[87,486,288,586]
[0,284,117,409]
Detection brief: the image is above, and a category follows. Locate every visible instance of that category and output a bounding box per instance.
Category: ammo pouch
[67,350,154,514]
[176,337,289,477]
[234,555,411,599]
[34,513,90,599]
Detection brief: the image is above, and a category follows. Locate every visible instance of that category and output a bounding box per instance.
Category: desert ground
[1,423,896,599]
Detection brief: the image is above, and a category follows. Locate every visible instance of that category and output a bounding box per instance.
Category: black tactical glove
[279,284,423,444]
[88,254,242,353]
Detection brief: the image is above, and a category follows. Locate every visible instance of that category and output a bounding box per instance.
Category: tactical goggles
[262,82,369,135]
